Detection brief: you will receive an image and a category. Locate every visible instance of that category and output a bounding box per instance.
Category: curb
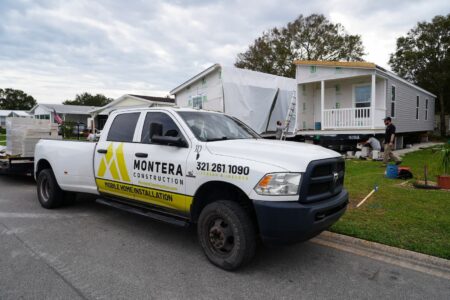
[311,231,450,280]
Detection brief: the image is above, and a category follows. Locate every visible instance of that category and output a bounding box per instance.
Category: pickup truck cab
[34,107,348,270]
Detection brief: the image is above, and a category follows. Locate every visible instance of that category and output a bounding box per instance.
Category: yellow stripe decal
[115,143,130,182]
[96,178,193,213]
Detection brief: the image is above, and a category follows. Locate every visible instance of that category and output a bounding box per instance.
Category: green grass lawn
[332,146,450,259]
[0,134,5,146]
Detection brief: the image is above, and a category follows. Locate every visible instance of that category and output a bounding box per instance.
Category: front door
[131,111,191,214]
[94,112,141,200]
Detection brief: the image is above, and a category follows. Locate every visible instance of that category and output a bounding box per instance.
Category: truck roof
[108,106,223,115]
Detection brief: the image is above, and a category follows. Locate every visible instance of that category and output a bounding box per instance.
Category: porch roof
[294,60,376,69]
[295,60,436,98]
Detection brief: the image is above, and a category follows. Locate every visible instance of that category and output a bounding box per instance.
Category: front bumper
[253,189,348,245]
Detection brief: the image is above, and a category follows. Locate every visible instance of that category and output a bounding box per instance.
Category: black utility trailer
[0,156,34,176]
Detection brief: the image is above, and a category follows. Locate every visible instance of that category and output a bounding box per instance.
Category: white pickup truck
[34,107,348,270]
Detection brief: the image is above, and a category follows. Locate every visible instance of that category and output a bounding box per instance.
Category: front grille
[299,158,345,203]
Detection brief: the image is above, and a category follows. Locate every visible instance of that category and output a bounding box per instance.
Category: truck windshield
[178,111,260,142]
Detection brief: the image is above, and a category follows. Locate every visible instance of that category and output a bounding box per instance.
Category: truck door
[94,112,140,201]
[131,111,191,214]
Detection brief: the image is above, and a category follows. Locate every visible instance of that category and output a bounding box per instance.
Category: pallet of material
[5,117,61,157]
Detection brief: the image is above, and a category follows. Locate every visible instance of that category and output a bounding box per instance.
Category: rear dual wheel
[198,200,256,270]
[37,169,75,208]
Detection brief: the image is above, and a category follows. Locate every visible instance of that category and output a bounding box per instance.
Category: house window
[425,98,429,120]
[391,85,396,117]
[354,85,371,108]
[416,96,420,120]
[309,66,316,73]
[192,95,203,109]
[302,102,306,111]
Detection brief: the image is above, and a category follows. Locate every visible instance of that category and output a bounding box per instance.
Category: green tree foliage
[389,14,450,136]
[0,88,37,110]
[235,14,365,78]
[63,92,113,107]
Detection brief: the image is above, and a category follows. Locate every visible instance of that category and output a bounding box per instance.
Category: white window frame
[416,95,420,120]
[352,83,372,109]
[425,98,429,121]
[192,95,203,109]
[390,85,396,118]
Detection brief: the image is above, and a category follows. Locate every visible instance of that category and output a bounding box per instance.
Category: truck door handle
[135,152,148,158]
[97,149,107,154]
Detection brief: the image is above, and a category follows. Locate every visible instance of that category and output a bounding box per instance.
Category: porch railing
[322,107,372,129]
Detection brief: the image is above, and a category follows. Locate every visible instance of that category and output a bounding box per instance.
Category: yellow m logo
[97,143,130,182]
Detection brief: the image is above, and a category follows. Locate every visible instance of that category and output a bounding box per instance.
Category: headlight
[254,173,301,196]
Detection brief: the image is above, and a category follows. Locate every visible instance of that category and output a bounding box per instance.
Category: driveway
[0,175,449,299]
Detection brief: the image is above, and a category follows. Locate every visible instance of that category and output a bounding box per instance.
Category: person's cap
[383,117,392,121]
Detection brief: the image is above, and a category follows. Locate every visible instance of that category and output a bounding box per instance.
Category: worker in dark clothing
[382,117,401,166]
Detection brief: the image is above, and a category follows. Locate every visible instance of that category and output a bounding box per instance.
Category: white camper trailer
[170,64,297,135]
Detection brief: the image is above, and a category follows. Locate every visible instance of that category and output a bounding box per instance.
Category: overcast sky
[0,0,448,104]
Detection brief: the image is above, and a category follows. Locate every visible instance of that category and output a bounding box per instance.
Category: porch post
[92,113,97,133]
[321,80,325,130]
[371,74,376,129]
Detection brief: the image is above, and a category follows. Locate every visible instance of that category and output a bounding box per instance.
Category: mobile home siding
[175,69,224,112]
[382,72,435,133]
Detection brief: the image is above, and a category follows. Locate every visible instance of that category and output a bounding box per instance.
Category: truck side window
[141,112,183,144]
[107,112,140,142]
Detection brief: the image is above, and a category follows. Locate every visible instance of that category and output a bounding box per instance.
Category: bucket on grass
[372,150,379,160]
[385,164,398,179]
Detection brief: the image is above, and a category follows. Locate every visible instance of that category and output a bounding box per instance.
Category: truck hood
[205,139,341,171]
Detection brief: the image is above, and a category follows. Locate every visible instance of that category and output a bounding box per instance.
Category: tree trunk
[439,92,446,137]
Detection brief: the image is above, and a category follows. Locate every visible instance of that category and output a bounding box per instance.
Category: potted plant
[437,144,450,189]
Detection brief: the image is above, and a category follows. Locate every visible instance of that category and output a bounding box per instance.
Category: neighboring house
[295,60,436,148]
[170,64,296,134]
[89,94,175,130]
[29,104,104,127]
[0,110,31,128]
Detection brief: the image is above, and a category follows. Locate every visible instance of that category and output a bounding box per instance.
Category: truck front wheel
[198,200,256,270]
[37,169,64,209]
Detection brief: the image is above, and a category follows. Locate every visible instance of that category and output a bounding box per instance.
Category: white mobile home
[0,110,31,128]
[29,104,104,126]
[295,61,436,147]
[170,64,296,134]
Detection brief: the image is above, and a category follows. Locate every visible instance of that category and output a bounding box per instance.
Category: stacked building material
[6,118,61,157]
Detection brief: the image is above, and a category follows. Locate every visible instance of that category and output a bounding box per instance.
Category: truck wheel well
[191,181,258,228]
[36,159,52,176]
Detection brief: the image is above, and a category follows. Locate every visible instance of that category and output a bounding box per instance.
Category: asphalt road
[0,175,449,299]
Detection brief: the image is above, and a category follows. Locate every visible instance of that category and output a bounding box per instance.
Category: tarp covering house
[170,64,297,134]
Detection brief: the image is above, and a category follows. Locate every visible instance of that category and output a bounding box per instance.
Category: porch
[297,74,387,131]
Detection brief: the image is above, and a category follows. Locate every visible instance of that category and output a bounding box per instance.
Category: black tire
[197,200,256,270]
[36,169,64,209]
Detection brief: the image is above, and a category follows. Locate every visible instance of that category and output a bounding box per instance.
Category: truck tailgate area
[35,140,98,194]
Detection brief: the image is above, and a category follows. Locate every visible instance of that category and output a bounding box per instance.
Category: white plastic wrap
[221,66,296,134]
[6,118,60,157]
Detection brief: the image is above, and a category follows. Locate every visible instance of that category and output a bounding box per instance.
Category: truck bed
[34,140,99,195]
